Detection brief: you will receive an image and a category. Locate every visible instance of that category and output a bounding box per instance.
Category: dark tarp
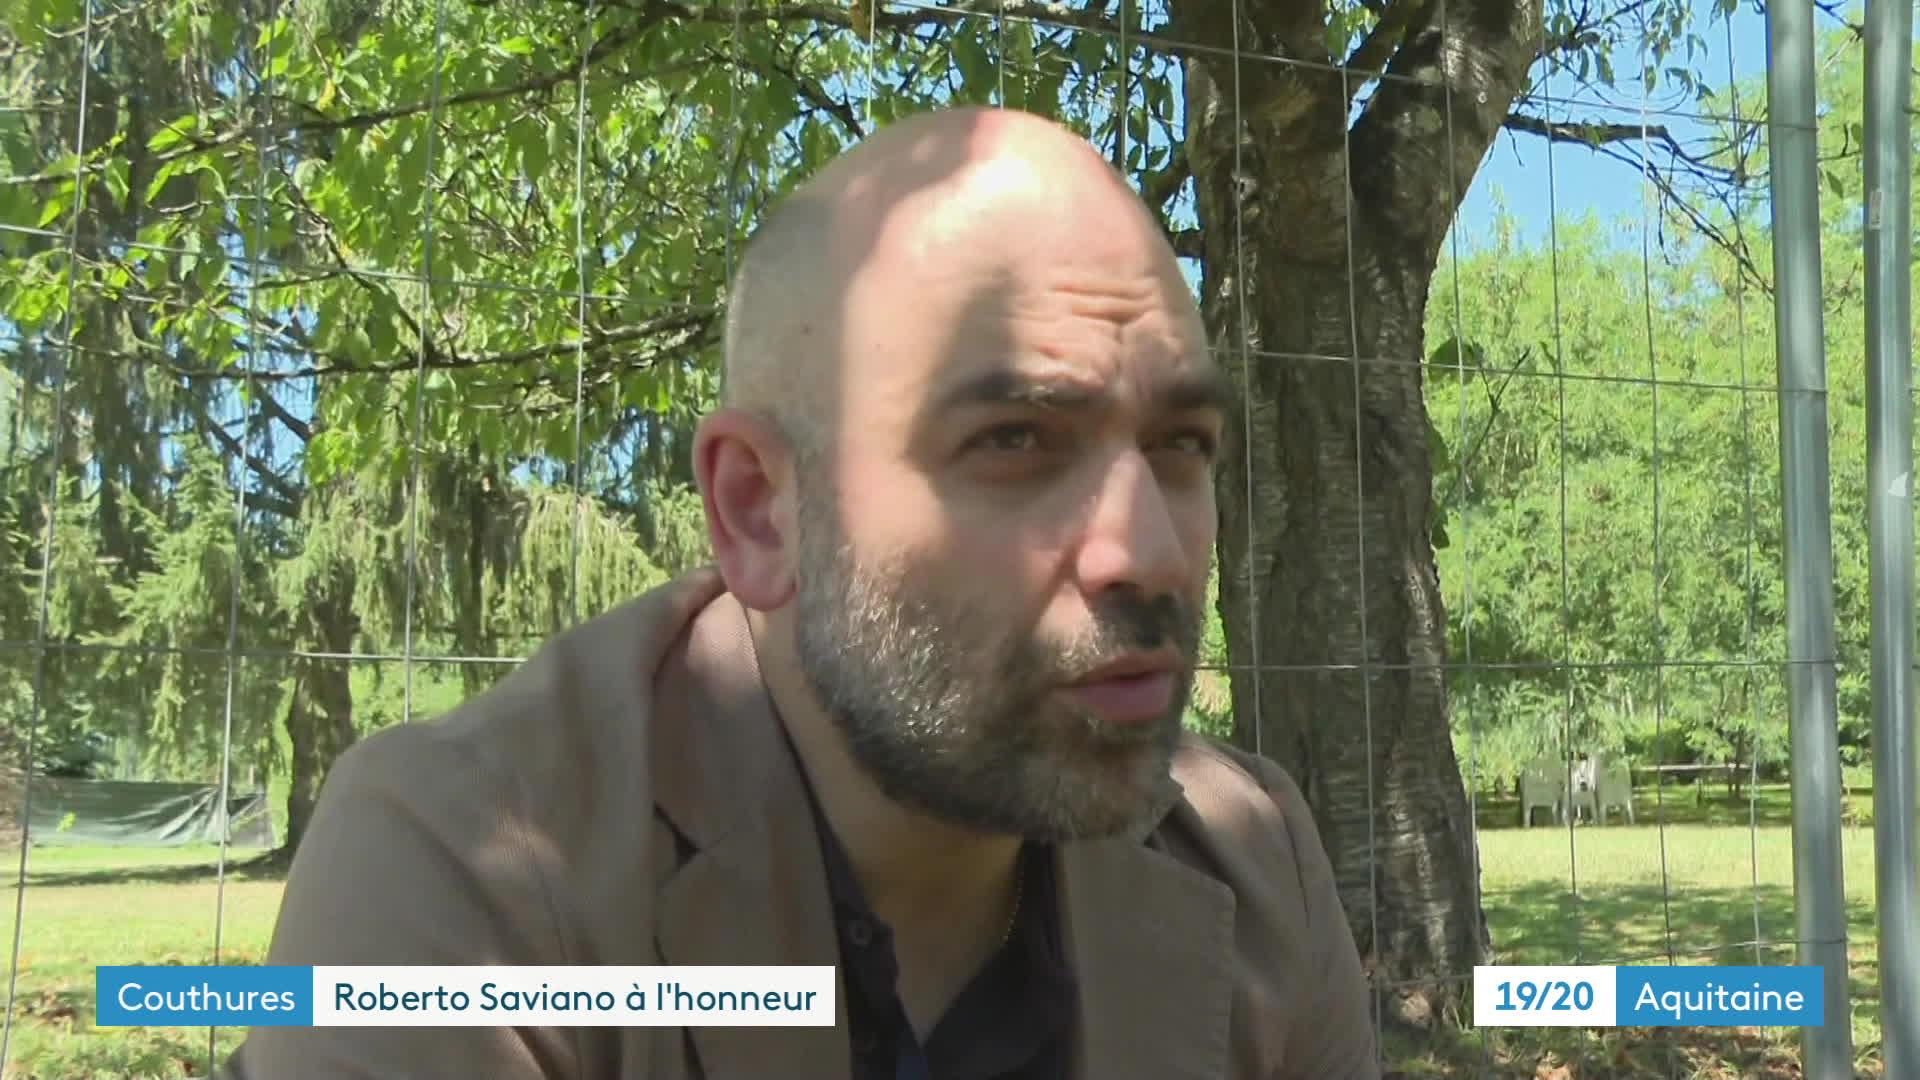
[28,778,275,847]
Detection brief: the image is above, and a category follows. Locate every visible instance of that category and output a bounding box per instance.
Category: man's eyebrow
[933,369,1101,413]
[1161,365,1235,418]
[932,366,1235,417]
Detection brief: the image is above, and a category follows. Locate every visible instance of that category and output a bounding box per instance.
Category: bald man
[221,106,1378,1080]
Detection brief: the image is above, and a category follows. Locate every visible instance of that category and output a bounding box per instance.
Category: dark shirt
[806,803,1077,1080]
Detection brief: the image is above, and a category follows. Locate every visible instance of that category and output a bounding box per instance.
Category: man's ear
[693,408,798,611]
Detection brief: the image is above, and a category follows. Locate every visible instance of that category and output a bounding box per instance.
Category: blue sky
[1452,0,1783,252]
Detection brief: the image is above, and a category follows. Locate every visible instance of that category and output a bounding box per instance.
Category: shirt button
[846,919,874,947]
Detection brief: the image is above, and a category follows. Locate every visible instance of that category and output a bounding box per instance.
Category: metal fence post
[1766,0,1856,1074]
[1864,0,1920,1069]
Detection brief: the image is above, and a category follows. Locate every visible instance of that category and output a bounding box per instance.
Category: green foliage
[38,730,117,779]
[90,443,279,776]
[1434,27,1903,791]
[640,480,715,578]
[1431,216,1795,785]
[492,485,670,635]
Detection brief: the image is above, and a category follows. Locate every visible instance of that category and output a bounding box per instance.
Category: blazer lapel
[1059,832,1238,1080]
[650,593,852,1080]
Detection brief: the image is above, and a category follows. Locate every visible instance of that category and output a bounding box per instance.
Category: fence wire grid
[0,0,1900,1076]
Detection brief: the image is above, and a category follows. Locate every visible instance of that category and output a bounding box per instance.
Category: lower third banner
[1473,965,1825,1028]
[95,966,837,1027]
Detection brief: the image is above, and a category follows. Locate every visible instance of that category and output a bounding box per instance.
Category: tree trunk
[1203,209,1487,1024]
[1171,0,1539,1028]
[279,574,359,857]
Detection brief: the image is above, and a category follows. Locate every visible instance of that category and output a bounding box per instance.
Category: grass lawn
[0,787,1892,1078]
[0,847,281,1079]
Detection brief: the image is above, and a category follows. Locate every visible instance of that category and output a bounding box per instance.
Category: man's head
[694,107,1225,843]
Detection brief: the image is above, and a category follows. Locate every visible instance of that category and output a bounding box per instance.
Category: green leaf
[9,281,60,327]
[197,252,229,292]
[1426,415,1454,477]
[136,219,175,250]
[495,36,536,57]
[147,117,200,153]
[103,157,130,208]
[200,162,229,203]
[546,118,567,173]
[1427,336,1485,375]
[953,29,991,91]
[37,190,69,228]
[526,124,553,178]
[145,159,184,204]
[1072,29,1108,75]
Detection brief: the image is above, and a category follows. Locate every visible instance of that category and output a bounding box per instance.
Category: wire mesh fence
[0,0,1896,1075]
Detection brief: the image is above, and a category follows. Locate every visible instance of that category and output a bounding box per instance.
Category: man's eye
[1162,430,1219,458]
[974,424,1045,452]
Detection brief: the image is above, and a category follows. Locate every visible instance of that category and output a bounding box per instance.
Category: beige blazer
[220,569,1378,1079]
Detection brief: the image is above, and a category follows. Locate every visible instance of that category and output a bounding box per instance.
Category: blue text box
[1616,966,1824,1027]
[96,966,313,1027]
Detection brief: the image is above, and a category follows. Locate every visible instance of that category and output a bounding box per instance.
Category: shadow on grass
[1378,880,1885,1078]
[23,848,290,889]
[1386,1019,1854,1080]
[1486,879,1875,987]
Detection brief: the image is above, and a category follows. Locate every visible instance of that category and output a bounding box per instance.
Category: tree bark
[1170,0,1539,1027]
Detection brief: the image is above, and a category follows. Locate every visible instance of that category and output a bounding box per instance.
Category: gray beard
[790,493,1198,843]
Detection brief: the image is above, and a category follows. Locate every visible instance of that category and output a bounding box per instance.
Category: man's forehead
[922,355,1234,419]
[838,261,1216,418]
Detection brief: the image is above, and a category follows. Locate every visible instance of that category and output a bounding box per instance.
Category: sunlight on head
[719,107,1142,462]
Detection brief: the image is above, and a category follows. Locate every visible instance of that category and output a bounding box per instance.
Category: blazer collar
[1057,828,1238,1079]
[650,590,850,1079]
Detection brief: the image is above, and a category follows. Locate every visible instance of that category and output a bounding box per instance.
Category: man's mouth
[1063,653,1182,725]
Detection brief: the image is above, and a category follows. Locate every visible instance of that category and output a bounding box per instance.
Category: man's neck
[782,692,1022,911]
[766,657,1024,1031]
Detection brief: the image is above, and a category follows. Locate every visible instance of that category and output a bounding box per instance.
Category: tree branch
[245,490,302,521]
[661,0,1133,40]
[1504,111,1667,150]
[1539,0,1658,58]
[1502,110,1741,189]
[743,46,866,141]
[1345,0,1436,89]
[506,319,723,419]
[187,398,305,507]
[258,390,312,443]
[163,309,714,382]
[7,0,1182,196]
[1140,146,1190,211]
[273,156,431,360]
[1545,128,1769,297]
[4,12,663,189]
[1347,0,1543,264]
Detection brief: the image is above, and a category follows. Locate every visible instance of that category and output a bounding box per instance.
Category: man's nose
[1072,450,1191,600]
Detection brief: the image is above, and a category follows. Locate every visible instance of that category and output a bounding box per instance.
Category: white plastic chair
[1594,756,1635,825]
[1519,757,1566,827]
